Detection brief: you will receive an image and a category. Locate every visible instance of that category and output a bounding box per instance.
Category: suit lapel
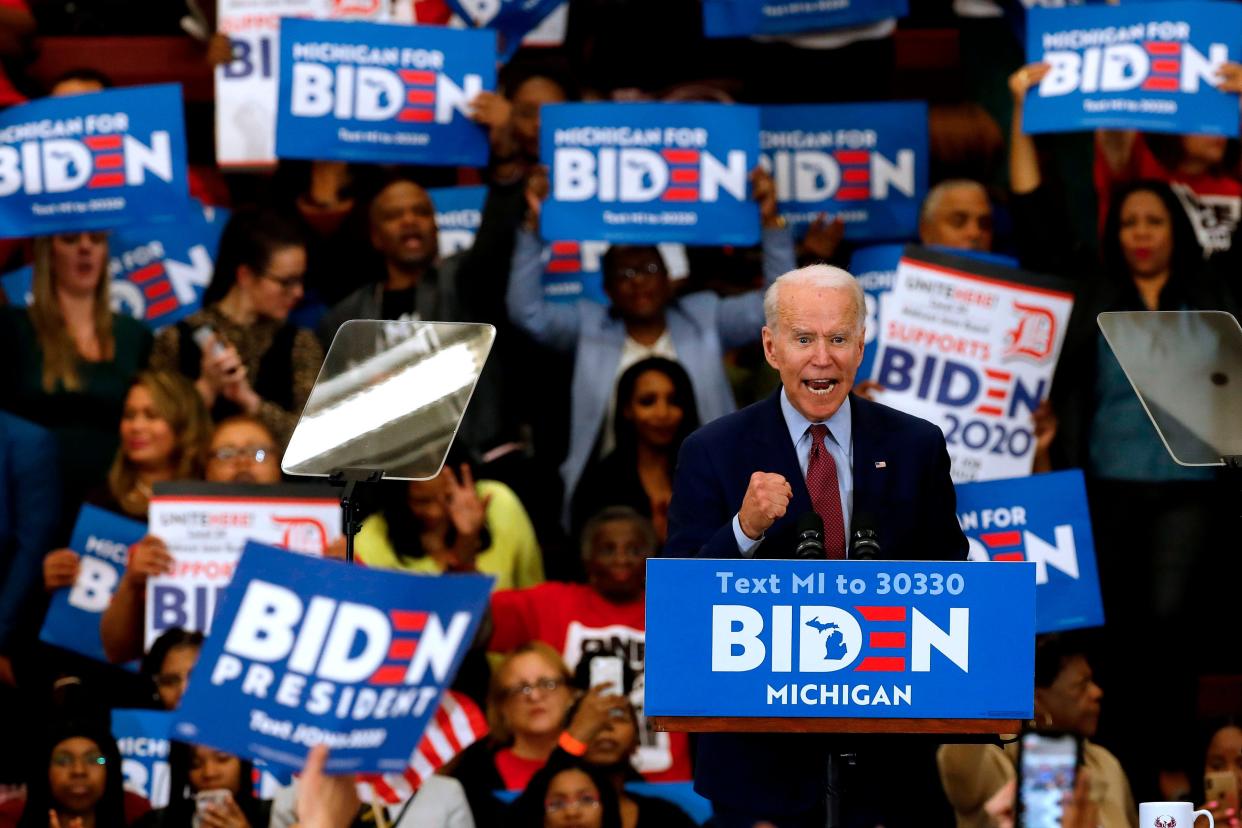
[752,390,812,540]
[849,394,888,534]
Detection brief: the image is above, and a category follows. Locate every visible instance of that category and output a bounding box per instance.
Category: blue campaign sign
[955,469,1104,633]
[761,102,927,241]
[0,84,191,238]
[113,709,173,808]
[703,0,907,38]
[276,19,496,166]
[849,243,903,381]
[541,103,761,245]
[0,206,228,330]
[39,505,146,666]
[645,559,1034,719]
[1024,1,1242,136]
[427,185,486,259]
[445,0,562,60]
[172,542,493,774]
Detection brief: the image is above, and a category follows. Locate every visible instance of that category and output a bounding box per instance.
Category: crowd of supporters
[1,1,1242,827]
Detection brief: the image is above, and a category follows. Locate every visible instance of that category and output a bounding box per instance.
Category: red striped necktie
[807,424,846,559]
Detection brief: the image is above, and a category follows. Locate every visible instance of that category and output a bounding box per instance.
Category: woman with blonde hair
[0,231,152,517]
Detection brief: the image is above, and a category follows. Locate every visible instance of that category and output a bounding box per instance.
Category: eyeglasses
[502,677,565,700]
[617,262,664,281]
[50,751,106,769]
[545,794,601,814]
[210,445,274,464]
[259,272,305,292]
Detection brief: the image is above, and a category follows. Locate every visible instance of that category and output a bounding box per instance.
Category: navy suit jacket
[662,390,967,815]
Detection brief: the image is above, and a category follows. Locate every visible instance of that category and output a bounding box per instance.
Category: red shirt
[489,582,692,783]
[0,0,30,108]
[494,747,547,791]
[1096,132,1242,255]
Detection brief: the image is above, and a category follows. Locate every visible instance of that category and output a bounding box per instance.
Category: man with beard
[318,174,451,343]
[318,172,510,461]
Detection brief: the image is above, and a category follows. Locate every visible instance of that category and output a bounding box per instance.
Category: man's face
[920,186,993,252]
[603,247,671,324]
[370,181,438,268]
[1035,654,1103,738]
[762,282,864,422]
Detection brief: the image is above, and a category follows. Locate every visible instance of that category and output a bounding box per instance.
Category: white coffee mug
[1140,801,1215,828]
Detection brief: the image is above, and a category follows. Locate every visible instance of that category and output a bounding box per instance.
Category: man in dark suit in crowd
[664,264,968,827]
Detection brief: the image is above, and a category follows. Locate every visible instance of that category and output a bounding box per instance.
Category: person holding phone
[1200,720,1242,826]
[938,635,1137,828]
[132,743,270,828]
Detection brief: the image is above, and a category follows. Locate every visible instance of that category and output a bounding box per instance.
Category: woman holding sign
[0,231,153,524]
[1011,64,1239,799]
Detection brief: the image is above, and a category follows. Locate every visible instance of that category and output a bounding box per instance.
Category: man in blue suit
[664,264,967,827]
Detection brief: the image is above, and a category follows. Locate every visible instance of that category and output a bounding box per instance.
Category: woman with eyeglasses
[0,230,153,519]
[18,719,127,828]
[149,209,324,447]
[509,759,622,828]
[451,643,627,826]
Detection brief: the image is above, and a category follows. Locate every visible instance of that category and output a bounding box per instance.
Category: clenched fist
[738,472,793,540]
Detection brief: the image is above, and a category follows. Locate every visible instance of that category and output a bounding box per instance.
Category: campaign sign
[1024,2,1242,136]
[0,84,190,237]
[39,505,146,666]
[760,102,927,241]
[702,0,907,38]
[172,543,493,773]
[445,0,562,59]
[956,470,1103,633]
[0,207,228,330]
[275,18,496,166]
[872,247,1075,483]
[541,103,761,245]
[113,709,173,809]
[645,559,1034,719]
[427,185,486,258]
[145,482,343,650]
[852,245,1022,383]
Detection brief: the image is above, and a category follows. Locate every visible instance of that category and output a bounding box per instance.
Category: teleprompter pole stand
[331,468,384,565]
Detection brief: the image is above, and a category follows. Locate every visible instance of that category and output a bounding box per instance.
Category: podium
[644,558,1034,738]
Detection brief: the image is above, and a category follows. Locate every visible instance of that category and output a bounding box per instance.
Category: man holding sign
[664,264,966,825]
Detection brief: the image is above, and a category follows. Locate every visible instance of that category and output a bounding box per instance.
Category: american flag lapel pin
[874,461,887,469]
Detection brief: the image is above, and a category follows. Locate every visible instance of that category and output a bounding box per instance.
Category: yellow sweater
[354,479,544,591]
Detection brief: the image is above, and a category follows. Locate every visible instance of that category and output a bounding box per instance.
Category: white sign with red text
[144,482,340,649]
[871,247,1074,483]
[215,0,389,167]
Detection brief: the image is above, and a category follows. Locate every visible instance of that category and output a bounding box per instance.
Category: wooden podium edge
[648,716,1025,734]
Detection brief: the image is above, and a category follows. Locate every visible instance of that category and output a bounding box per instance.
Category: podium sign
[646,559,1034,720]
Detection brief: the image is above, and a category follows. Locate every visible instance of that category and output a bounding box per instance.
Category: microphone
[850,512,881,560]
[794,512,825,559]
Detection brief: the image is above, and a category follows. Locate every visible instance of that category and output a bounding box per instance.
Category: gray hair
[918,178,988,227]
[580,505,658,560]
[763,264,866,335]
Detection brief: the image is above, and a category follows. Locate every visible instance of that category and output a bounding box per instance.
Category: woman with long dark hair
[570,357,700,545]
[18,719,127,828]
[1011,64,1238,801]
[149,210,323,446]
[133,742,269,828]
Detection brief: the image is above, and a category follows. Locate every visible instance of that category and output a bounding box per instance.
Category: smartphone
[1206,771,1239,812]
[1017,730,1082,828]
[190,789,232,828]
[193,325,226,356]
[589,655,625,695]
